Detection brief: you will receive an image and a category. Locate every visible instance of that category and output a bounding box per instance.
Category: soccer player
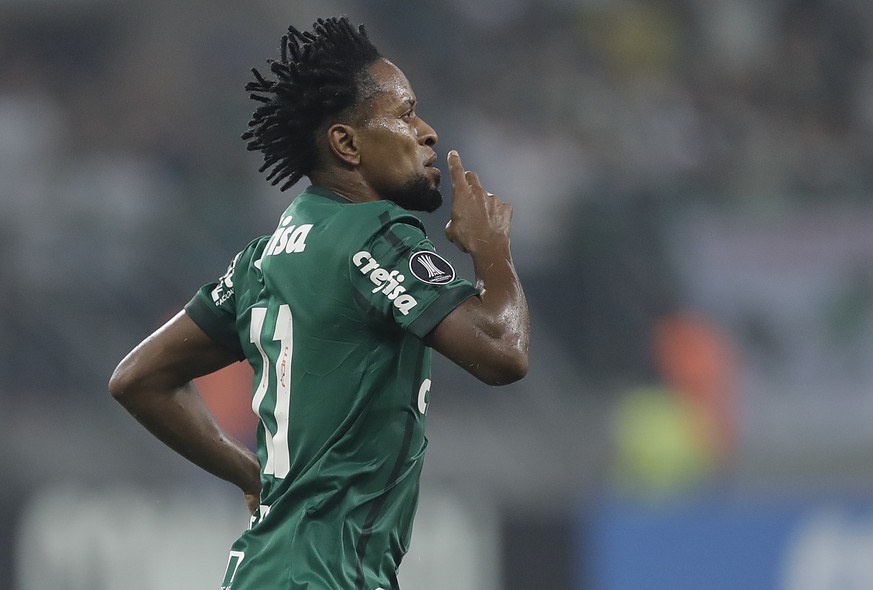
[109,16,529,590]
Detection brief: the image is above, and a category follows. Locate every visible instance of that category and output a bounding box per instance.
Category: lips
[424,155,441,182]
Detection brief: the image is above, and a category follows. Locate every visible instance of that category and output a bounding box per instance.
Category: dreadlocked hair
[242,17,382,191]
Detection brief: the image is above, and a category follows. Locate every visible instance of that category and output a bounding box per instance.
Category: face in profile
[355,59,443,212]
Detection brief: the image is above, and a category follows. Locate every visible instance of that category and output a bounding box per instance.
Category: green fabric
[184,186,477,590]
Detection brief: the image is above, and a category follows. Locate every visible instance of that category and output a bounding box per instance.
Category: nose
[417,118,438,146]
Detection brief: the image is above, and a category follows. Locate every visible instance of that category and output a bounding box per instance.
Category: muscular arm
[108,311,261,510]
[424,151,530,385]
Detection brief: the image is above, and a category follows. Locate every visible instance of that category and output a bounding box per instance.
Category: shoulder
[241,235,272,259]
[357,201,429,249]
[316,199,429,258]
[232,235,272,273]
[371,201,427,232]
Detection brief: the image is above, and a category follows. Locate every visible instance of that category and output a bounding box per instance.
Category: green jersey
[184,186,477,590]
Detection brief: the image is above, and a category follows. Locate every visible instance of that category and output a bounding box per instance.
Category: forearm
[115,380,261,494]
[426,237,529,385]
[469,238,530,350]
[435,149,530,384]
[110,311,262,501]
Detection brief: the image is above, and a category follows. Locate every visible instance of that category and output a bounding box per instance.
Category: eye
[402,109,415,121]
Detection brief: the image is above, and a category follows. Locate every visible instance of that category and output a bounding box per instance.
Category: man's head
[243,17,442,212]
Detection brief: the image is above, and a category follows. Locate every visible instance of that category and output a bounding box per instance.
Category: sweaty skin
[425,150,529,385]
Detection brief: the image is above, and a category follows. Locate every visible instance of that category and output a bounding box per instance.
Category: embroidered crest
[408,250,455,285]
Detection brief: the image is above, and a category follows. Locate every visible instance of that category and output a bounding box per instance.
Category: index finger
[447,150,467,188]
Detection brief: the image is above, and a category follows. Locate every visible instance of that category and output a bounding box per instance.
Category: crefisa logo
[409,251,455,285]
[353,250,419,315]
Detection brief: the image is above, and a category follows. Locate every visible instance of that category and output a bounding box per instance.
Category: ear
[326,123,361,166]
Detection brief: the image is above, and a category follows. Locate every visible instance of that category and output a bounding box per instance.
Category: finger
[444,220,468,253]
[447,150,467,188]
[464,170,483,191]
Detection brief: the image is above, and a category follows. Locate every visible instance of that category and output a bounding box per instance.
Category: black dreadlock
[242,17,382,191]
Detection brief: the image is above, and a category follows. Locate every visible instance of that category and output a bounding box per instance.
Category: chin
[384,175,443,213]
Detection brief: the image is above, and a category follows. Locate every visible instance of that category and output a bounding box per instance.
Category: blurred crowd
[2,0,872,391]
[2,0,872,396]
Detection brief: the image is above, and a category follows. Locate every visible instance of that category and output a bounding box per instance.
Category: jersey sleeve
[349,213,478,339]
[184,251,246,360]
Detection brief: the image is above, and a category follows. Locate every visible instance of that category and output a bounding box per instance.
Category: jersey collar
[303,185,354,204]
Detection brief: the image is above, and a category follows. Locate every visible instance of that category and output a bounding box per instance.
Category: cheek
[363,133,420,178]
[368,122,418,155]
[360,151,406,192]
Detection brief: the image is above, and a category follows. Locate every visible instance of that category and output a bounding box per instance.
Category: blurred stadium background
[3,0,873,588]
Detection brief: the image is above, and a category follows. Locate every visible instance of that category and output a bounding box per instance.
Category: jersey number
[249,304,293,479]
[220,550,245,589]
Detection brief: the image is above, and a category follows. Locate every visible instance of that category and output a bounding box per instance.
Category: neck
[308,169,381,204]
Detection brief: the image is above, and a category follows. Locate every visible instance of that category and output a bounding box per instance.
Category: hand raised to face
[444,150,513,255]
